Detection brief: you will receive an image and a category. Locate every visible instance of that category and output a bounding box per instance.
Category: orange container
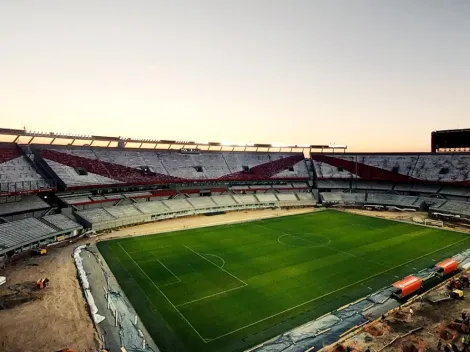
[392,275,422,298]
[435,258,459,276]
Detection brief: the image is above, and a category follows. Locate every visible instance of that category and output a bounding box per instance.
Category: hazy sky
[1,1,469,152]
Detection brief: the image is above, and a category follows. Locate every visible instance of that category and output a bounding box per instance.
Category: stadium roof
[0,127,347,152]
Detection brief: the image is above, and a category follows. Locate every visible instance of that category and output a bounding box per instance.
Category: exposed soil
[0,281,42,310]
[0,244,100,352]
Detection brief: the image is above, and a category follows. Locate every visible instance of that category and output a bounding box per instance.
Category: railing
[0,179,57,196]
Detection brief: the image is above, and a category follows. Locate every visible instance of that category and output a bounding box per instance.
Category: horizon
[1,1,469,152]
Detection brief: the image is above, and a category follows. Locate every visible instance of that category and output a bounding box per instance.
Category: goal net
[424,219,444,227]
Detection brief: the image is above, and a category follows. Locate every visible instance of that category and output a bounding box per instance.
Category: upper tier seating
[0,144,49,194]
[35,147,308,188]
[311,154,470,184]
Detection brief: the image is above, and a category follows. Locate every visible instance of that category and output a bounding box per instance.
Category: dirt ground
[0,243,100,352]
[0,207,313,352]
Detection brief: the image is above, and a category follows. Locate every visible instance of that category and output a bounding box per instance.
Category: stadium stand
[315,180,350,189]
[33,146,308,188]
[0,216,82,260]
[4,130,470,262]
[0,195,50,219]
[366,193,419,207]
[74,193,316,230]
[0,143,52,195]
[430,200,470,217]
[320,192,366,204]
[351,181,394,191]
[311,153,470,183]
[42,214,83,231]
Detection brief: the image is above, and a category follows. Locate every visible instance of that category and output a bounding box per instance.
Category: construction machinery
[451,289,465,299]
[31,248,47,256]
[448,275,470,291]
[36,278,49,289]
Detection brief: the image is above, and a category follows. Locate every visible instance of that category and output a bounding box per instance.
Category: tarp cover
[73,245,105,324]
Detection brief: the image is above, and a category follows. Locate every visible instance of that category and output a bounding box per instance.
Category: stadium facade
[0,127,469,262]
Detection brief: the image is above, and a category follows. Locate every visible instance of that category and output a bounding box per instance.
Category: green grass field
[97,210,470,352]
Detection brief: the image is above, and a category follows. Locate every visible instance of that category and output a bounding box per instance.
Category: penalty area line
[117,242,208,343]
[177,284,247,307]
[183,245,247,286]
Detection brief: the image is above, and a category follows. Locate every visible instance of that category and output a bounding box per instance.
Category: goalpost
[424,219,444,228]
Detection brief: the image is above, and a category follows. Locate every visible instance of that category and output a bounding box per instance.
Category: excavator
[31,248,47,256]
[36,278,49,289]
[448,275,469,291]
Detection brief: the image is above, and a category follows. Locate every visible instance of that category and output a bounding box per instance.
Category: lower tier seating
[75,193,316,230]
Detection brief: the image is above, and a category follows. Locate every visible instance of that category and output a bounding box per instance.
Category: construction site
[317,247,470,352]
[1,209,470,352]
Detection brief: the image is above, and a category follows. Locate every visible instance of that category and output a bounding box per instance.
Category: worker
[438,339,443,351]
[463,311,467,321]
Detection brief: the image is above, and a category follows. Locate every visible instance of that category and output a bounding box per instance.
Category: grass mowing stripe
[258,222,390,269]
[117,242,208,343]
[325,244,391,269]
[205,236,469,342]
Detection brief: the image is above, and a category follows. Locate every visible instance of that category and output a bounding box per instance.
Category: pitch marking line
[325,245,391,270]
[177,285,247,307]
[117,242,208,343]
[205,237,469,342]
[182,245,248,286]
[157,259,182,287]
[204,253,226,268]
[277,234,332,248]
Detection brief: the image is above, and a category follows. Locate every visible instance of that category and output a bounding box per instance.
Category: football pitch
[97,210,470,352]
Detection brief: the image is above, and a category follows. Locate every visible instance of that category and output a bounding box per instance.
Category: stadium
[1,127,470,352]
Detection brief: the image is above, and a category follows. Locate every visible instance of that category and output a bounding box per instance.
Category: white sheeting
[0,276,5,286]
[73,245,105,324]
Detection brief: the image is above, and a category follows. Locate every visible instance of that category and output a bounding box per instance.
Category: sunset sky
[1,1,469,152]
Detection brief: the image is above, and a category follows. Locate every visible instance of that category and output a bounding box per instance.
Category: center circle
[277,233,331,248]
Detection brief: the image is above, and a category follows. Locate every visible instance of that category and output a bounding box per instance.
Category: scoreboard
[431,128,470,152]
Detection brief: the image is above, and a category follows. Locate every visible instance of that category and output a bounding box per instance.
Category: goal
[424,219,444,228]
